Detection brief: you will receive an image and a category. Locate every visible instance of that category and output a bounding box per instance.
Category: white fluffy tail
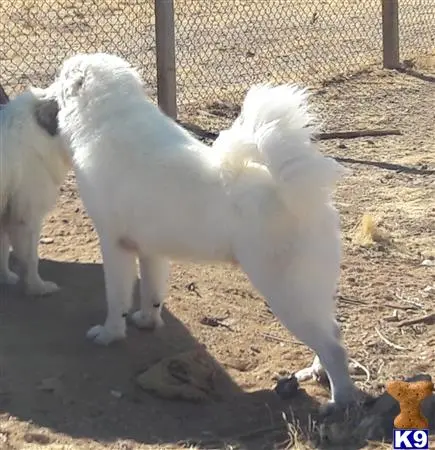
[213,84,347,214]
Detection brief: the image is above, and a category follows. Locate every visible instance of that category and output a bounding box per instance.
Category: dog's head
[54,52,145,110]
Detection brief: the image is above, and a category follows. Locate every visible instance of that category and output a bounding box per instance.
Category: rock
[0,432,8,445]
[39,238,54,244]
[37,377,62,394]
[110,390,122,399]
[274,374,300,400]
[23,433,51,445]
[422,285,434,295]
[421,259,435,267]
[136,348,219,402]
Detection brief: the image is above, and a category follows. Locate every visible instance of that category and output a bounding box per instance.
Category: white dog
[0,87,70,295]
[48,52,356,407]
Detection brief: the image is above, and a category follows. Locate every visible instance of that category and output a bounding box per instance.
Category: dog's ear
[62,65,87,100]
[34,97,59,137]
[68,71,85,98]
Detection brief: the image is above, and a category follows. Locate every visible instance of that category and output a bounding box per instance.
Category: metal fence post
[155,0,177,119]
[382,0,400,69]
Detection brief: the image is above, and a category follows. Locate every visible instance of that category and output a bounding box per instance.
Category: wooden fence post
[382,0,400,69]
[155,0,177,119]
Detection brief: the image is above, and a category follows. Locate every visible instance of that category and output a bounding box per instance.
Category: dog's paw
[319,385,363,416]
[295,356,327,384]
[0,270,19,285]
[319,396,360,417]
[25,280,60,296]
[86,325,126,345]
[130,310,164,330]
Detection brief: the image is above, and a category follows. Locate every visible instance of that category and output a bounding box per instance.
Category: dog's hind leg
[236,245,356,409]
[0,229,19,285]
[8,219,59,295]
[130,255,169,330]
[294,320,341,384]
[87,236,138,345]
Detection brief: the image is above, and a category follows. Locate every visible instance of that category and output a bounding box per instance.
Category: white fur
[0,88,70,295]
[52,52,356,407]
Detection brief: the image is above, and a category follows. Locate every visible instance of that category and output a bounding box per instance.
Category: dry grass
[352,214,391,248]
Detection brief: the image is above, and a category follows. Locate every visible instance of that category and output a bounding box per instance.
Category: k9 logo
[393,429,429,449]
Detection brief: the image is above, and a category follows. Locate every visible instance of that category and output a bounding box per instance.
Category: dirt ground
[1,58,434,449]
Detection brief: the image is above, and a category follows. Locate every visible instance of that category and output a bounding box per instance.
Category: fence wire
[0,0,156,96]
[400,0,435,61]
[174,0,383,108]
[0,0,434,113]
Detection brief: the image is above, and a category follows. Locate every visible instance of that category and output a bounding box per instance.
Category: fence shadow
[397,67,435,83]
[0,258,322,449]
[334,156,435,175]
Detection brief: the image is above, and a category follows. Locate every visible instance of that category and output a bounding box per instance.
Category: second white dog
[0,87,69,295]
[48,52,356,408]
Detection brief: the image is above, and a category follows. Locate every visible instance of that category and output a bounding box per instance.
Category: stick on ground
[315,129,402,140]
[397,312,435,328]
[180,121,402,143]
[375,327,408,351]
[384,302,420,311]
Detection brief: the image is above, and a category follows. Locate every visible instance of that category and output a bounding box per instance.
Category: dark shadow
[178,121,219,142]
[334,157,435,175]
[0,259,323,449]
[397,67,435,83]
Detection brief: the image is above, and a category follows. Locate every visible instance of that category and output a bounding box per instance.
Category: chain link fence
[0,0,434,114]
[174,0,383,109]
[400,0,435,61]
[0,0,156,97]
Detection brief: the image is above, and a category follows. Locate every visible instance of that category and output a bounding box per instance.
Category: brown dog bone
[386,380,433,429]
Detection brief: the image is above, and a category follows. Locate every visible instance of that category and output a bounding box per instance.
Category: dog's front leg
[8,220,59,295]
[87,236,137,345]
[0,229,19,285]
[130,255,169,330]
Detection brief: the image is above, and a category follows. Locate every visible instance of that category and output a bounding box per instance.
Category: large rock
[136,347,220,402]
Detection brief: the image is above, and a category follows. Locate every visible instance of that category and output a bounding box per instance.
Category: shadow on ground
[2,259,434,449]
[333,157,435,175]
[0,259,322,449]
